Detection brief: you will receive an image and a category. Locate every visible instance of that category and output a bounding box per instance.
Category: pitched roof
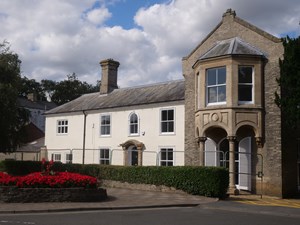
[199,37,266,60]
[45,80,185,115]
[18,97,57,111]
[184,9,280,60]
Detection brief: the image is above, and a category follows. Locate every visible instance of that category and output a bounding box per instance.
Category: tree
[42,73,100,105]
[0,41,29,152]
[19,76,47,101]
[275,36,300,128]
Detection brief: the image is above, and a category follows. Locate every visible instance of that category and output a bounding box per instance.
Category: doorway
[205,137,252,191]
[128,145,138,166]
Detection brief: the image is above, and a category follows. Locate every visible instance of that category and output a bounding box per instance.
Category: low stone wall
[0,186,107,203]
[101,180,186,194]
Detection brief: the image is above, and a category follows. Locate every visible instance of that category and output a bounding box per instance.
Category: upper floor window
[100,148,110,165]
[206,67,226,105]
[100,114,111,136]
[160,148,174,166]
[160,109,174,134]
[129,113,139,135]
[57,120,68,134]
[238,66,253,104]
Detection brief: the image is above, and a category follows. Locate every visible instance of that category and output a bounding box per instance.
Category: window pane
[168,151,173,160]
[161,150,166,160]
[207,69,216,85]
[161,121,168,133]
[239,67,253,83]
[130,114,137,123]
[168,122,174,133]
[168,110,174,120]
[208,87,217,103]
[238,85,252,101]
[218,67,226,84]
[218,85,226,102]
[167,161,173,166]
[162,110,167,120]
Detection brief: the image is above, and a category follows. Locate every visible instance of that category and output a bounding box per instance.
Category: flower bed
[0,171,107,203]
[0,171,97,189]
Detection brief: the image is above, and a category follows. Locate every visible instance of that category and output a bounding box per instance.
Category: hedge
[0,161,229,198]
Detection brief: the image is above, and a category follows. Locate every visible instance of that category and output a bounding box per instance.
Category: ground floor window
[100,148,110,165]
[160,148,173,166]
[66,153,72,164]
[52,153,61,162]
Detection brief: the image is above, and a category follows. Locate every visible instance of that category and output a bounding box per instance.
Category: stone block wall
[183,10,284,196]
[0,187,107,203]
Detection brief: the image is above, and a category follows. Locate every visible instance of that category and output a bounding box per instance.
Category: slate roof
[199,37,266,60]
[18,97,57,111]
[45,80,185,115]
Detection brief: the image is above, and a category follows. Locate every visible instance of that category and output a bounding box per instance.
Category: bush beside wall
[0,161,229,198]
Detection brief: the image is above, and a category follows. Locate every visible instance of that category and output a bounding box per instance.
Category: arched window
[129,113,139,135]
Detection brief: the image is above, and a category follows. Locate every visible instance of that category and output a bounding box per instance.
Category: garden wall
[0,186,107,203]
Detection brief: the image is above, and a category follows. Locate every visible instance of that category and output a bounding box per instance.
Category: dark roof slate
[18,98,57,111]
[45,80,185,115]
[199,37,266,60]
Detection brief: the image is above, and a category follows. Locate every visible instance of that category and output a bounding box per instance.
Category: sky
[0,0,299,88]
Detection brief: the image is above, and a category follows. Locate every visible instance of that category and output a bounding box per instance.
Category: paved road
[1,201,300,225]
[0,187,300,225]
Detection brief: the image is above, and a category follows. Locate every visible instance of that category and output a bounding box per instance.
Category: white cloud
[0,0,299,89]
[85,7,112,25]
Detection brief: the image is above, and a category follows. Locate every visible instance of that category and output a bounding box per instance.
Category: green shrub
[93,165,229,198]
[0,161,229,198]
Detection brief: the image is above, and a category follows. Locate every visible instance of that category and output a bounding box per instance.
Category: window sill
[100,135,111,138]
[159,132,176,136]
[129,134,140,137]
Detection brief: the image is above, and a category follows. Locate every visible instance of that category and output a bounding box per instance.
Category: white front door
[238,137,252,191]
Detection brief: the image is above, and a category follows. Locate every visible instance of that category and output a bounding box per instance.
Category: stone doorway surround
[120,140,145,166]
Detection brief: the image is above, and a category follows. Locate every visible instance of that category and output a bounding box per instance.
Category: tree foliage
[19,76,46,101]
[275,36,300,128]
[0,41,29,152]
[41,73,100,105]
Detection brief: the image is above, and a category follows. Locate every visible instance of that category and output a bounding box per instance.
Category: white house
[44,59,185,166]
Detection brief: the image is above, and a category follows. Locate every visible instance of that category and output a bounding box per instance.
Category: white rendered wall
[45,101,185,166]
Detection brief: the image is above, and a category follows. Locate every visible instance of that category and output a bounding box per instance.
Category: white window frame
[159,147,174,166]
[160,108,175,135]
[238,66,254,104]
[129,112,139,136]
[66,153,72,164]
[99,148,110,165]
[52,153,61,162]
[206,67,226,106]
[100,114,111,136]
[57,119,68,135]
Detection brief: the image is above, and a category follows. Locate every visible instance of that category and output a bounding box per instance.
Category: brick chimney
[99,59,120,95]
[28,93,37,102]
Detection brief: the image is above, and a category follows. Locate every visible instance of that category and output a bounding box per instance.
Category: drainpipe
[82,111,87,164]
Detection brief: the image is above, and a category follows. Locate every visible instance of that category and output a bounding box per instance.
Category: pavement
[0,188,217,214]
[0,188,300,214]
[227,193,300,209]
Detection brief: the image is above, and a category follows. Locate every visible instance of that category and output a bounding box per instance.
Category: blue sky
[105,0,169,29]
[0,0,299,88]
